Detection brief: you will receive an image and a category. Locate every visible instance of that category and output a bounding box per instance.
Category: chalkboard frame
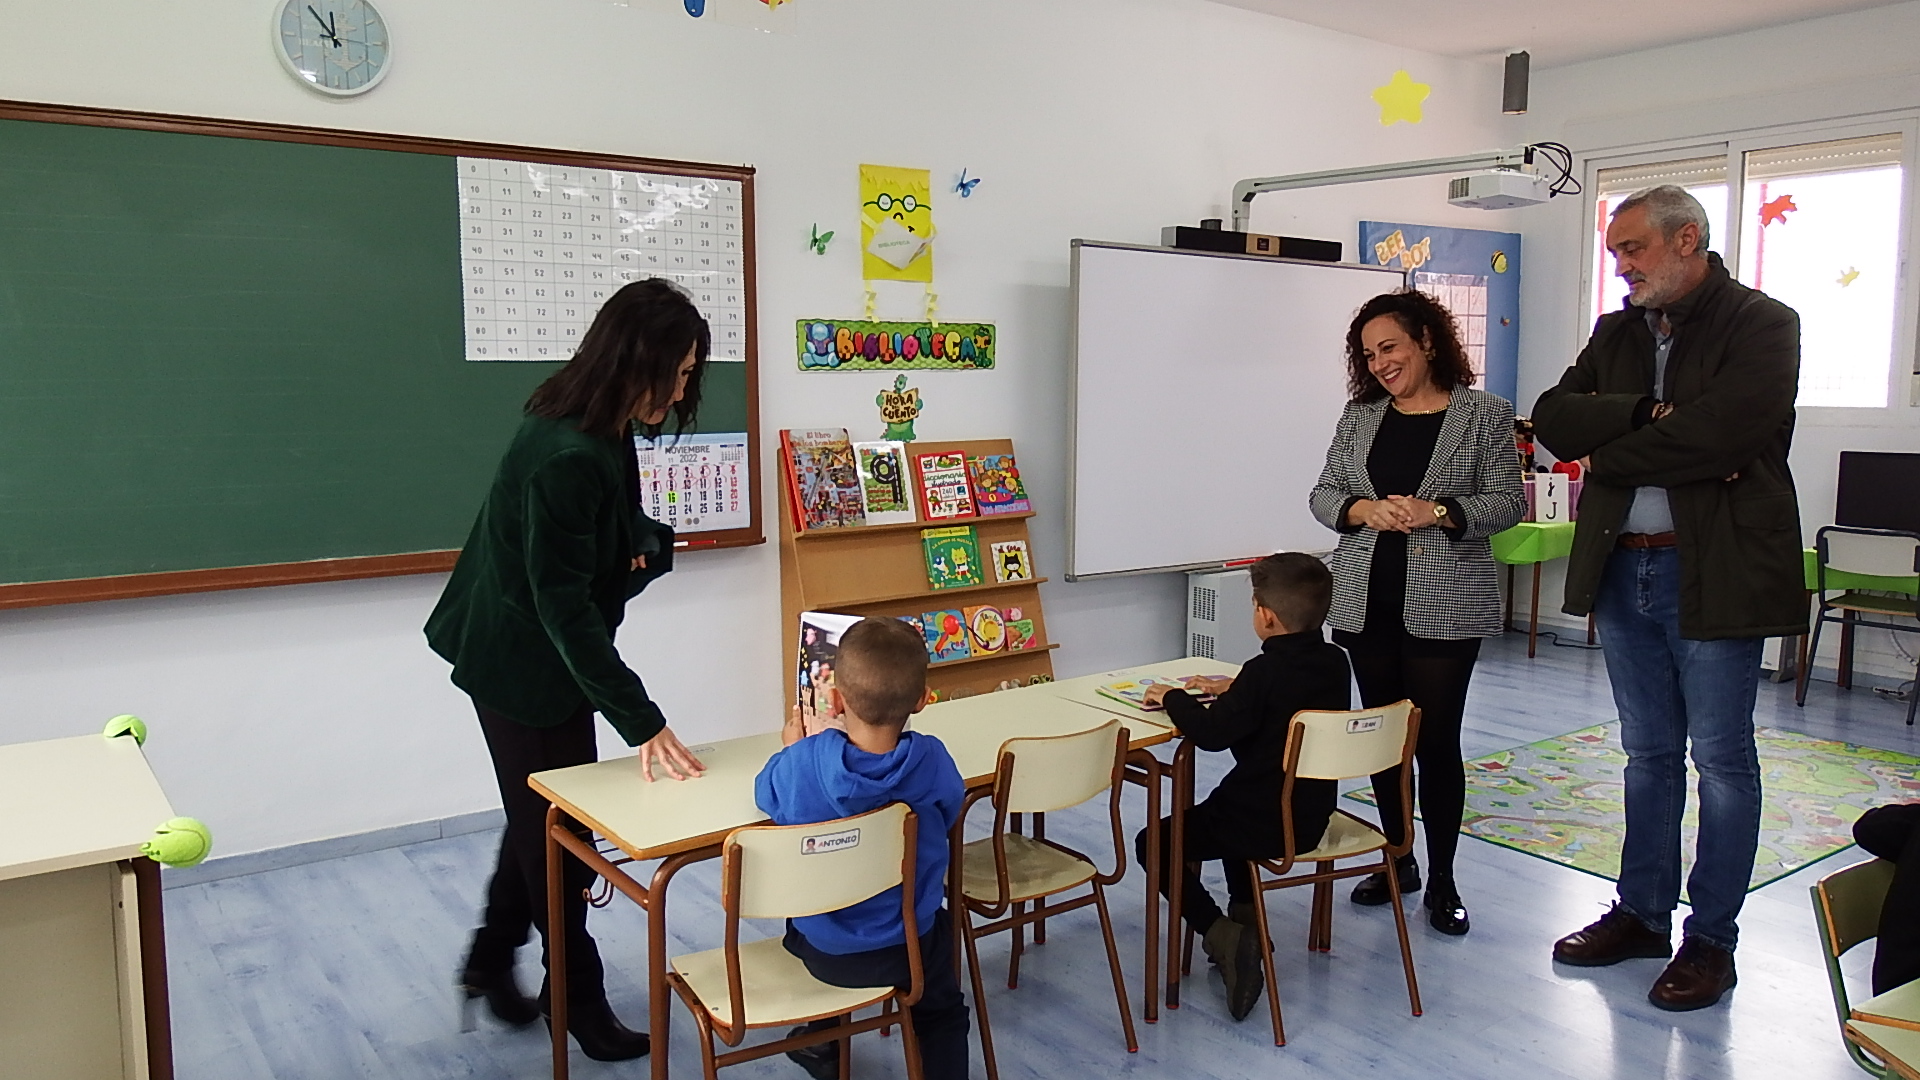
[0,98,763,611]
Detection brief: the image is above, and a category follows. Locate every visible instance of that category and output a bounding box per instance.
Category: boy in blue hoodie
[755,617,970,1080]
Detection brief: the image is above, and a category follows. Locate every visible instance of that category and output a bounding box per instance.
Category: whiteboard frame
[1064,239,1406,581]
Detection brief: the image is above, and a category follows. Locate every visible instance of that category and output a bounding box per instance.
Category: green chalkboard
[0,102,759,605]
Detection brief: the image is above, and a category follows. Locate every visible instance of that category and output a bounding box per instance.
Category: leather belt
[1618,532,1677,549]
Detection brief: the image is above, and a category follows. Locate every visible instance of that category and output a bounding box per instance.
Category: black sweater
[1162,628,1351,850]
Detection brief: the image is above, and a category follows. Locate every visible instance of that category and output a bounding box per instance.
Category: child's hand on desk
[1182,675,1233,697]
[1141,683,1172,708]
[784,703,808,747]
[638,725,706,782]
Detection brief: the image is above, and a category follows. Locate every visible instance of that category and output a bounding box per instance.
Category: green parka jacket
[426,413,675,745]
[1532,253,1807,640]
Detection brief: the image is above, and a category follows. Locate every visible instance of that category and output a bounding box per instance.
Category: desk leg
[1529,563,1541,659]
[1032,813,1047,946]
[546,807,570,1080]
[1124,749,1162,1024]
[1841,610,1857,691]
[1166,742,1194,1010]
[1797,589,1814,701]
[132,856,174,1080]
[647,853,703,1080]
[1506,564,1515,631]
[1588,613,1596,646]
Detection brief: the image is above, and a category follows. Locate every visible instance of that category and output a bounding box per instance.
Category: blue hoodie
[754,728,965,955]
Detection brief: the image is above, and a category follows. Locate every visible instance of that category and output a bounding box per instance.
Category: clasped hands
[1346,495,1443,533]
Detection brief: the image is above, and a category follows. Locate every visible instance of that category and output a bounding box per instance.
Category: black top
[1359,407,1446,634]
[1162,628,1351,850]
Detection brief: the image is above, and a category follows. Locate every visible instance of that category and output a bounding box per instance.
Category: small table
[530,682,1171,1080]
[0,734,178,1080]
[1798,547,1920,698]
[1492,521,1579,658]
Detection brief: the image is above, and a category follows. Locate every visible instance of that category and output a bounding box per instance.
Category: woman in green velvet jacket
[426,278,707,1062]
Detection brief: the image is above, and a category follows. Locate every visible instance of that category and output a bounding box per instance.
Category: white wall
[1519,3,1920,681]
[0,0,1520,857]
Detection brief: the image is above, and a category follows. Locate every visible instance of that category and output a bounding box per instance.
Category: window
[1586,128,1912,409]
[1738,134,1905,407]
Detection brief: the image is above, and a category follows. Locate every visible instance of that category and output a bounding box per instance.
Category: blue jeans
[1592,546,1763,952]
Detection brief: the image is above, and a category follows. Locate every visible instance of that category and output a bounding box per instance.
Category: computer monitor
[1836,451,1920,534]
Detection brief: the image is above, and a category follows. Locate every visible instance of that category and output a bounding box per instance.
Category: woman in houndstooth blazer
[1310,290,1525,938]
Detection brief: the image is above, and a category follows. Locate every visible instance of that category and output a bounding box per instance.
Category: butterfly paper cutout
[1838,267,1861,287]
[684,0,705,15]
[955,169,982,198]
[808,224,833,255]
[1759,195,1798,226]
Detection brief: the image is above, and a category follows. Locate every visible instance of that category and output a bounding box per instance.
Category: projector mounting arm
[1230,147,1534,233]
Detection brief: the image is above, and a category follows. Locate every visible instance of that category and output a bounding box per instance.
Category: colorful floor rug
[1345,724,1920,895]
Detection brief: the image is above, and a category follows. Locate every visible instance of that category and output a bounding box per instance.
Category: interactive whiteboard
[1067,241,1405,579]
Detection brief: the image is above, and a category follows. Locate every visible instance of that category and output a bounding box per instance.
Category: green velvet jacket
[426,413,675,746]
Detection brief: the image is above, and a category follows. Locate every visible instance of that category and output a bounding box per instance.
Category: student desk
[1797,546,1920,698]
[1048,658,1244,1013]
[0,734,177,1080]
[529,682,1170,1080]
[1491,521,1582,658]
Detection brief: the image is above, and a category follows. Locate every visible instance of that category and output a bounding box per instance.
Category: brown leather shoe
[1553,903,1672,967]
[1648,938,1737,1011]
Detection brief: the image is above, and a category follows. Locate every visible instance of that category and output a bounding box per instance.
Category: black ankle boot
[458,968,540,1029]
[545,999,650,1062]
[1425,876,1470,936]
[1350,854,1421,907]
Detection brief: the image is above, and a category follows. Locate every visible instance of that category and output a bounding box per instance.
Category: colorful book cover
[921,608,972,662]
[1005,618,1037,651]
[796,610,863,734]
[1094,674,1227,711]
[967,453,1032,516]
[922,525,983,590]
[963,604,1007,653]
[785,428,865,531]
[990,540,1034,583]
[914,451,977,520]
[851,439,916,527]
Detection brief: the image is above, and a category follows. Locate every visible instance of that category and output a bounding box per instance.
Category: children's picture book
[967,453,1031,516]
[922,525,983,590]
[782,428,865,532]
[796,610,863,735]
[851,439,916,527]
[990,539,1034,583]
[1005,617,1037,651]
[1094,673,1230,711]
[921,608,972,663]
[913,451,977,520]
[963,604,1006,653]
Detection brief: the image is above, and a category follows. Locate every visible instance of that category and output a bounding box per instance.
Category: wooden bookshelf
[779,438,1055,705]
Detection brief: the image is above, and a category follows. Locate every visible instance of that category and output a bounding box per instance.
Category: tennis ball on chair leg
[142,817,212,868]
[102,714,148,746]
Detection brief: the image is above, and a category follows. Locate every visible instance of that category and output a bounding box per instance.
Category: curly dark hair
[1343,290,1476,404]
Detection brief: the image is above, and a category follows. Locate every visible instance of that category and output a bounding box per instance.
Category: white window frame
[1576,111,1920,425]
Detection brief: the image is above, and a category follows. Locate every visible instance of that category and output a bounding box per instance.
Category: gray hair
[1614,184,1711,251]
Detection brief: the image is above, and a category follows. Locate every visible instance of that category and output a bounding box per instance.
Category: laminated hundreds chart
[457,157,747,361]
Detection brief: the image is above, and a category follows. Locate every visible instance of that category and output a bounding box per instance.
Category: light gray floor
[164,632,1913,1079]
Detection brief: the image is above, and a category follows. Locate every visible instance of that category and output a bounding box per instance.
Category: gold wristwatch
[1433,503,1449,522]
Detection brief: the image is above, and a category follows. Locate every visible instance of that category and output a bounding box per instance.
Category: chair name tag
[1346,716,1382,734]
[801,828,861,855]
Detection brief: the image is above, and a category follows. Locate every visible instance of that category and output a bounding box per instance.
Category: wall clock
[274,0,391,96]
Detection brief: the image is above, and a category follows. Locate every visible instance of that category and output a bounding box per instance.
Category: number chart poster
[1358,221,1520,405]
[635,432,750,534]
[458,157,748,362]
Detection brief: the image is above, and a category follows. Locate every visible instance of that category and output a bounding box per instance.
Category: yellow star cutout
[1372,70,1431,126]
[1838,267,1861,287]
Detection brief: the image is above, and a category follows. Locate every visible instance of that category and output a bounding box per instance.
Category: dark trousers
[1134,800,1308,936]
[468,700,612,1012]
[1854,803,1920,995]
[786,909,971,1080]
[1340,634,1482,880]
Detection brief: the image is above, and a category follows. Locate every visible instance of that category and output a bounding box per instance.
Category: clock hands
[307,5,341,47]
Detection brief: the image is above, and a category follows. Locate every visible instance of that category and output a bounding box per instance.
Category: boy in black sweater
[1133,552,1349,1021]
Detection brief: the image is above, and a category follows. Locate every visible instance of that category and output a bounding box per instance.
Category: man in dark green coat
[1532,185,1804,1013]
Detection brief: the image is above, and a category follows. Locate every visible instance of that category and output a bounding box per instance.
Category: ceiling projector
[1447,169,1551,210]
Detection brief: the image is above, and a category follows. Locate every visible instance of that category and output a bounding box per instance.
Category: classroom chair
[955,719,1137,1080]
[1812,857,1920,1077]
[1798,526,1920,725]
[666,802,927,1080]
[1185,700,1423,1047]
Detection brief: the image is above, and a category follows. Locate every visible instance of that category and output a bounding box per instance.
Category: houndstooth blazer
[1309,386,1525,639]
